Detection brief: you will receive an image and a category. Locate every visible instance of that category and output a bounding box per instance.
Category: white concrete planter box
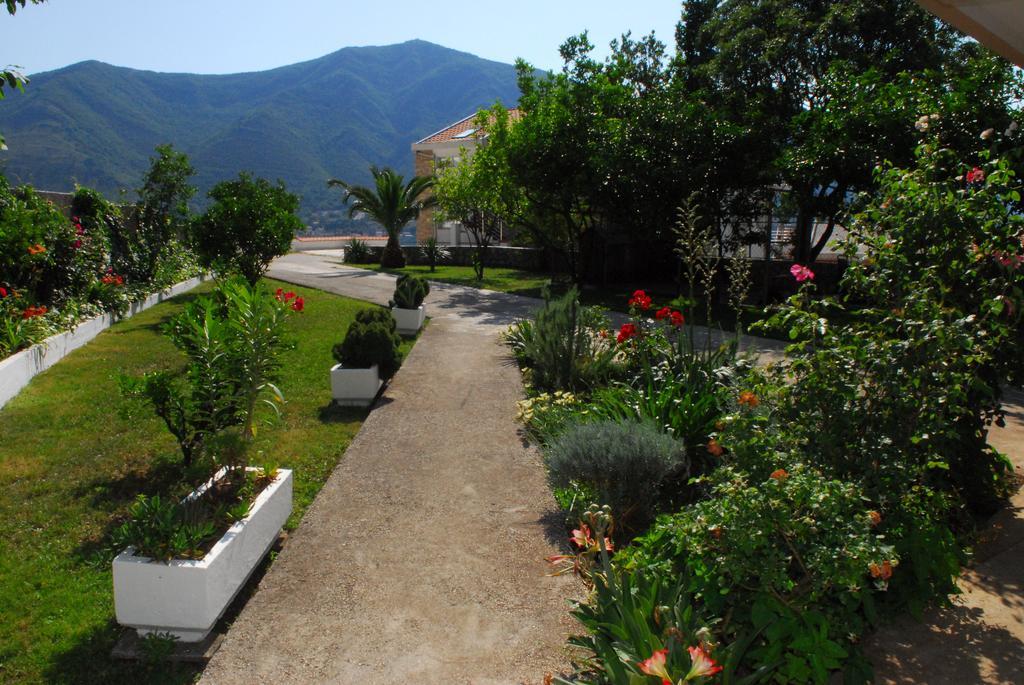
[0,274,207,411]
[112,467,293,642]
[392,305,425,336]
[330,363,382,406]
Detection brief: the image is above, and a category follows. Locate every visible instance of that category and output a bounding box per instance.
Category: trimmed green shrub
[355,305,397,332]
[390,273,429,309]
[544,419,686,537]
[332,308,402,379]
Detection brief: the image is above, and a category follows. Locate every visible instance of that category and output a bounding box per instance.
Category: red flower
[72,239,83,249]
[291,296,305,312]
[670,310,684,327]
[639,648,671,684]
[284,291,296,302]
[790,264,814,282]
[0,286,6,298]
[616,323,638,344]
[275,287,284,300]
[966,166,986,184]
[655,306,671,321]
[22,305,47,319]
[628,289,652,310]
[686,645,723,679]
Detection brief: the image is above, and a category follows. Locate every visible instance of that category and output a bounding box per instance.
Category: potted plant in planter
[330,307,402,406]
[113,278,300,642]
[390,274,429,335]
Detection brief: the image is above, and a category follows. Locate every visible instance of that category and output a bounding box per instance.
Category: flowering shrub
[626,463,893,682]
[515,390,584,444]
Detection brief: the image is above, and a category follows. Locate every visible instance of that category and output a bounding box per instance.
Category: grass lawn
[0,278,415,684]
[349,262,553,298]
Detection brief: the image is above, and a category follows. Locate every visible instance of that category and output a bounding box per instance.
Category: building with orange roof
[411,108,520,245]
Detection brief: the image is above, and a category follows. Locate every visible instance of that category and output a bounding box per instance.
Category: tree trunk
[380,235,406,268]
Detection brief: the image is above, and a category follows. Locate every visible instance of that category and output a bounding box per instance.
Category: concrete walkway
[204,253,1024,683]
[202,255,580,684]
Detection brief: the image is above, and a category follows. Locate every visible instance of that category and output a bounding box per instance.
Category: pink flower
[686,645,723,679]
[570,524,613,552]
[639,649,671,684]
[616,323,638,344]
[790,264,815,282]
[966,167,986,184]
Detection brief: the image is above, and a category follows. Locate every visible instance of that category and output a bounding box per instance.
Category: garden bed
[0,274,208,410]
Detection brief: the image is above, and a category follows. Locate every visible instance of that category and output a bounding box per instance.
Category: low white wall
[0,275,208,411]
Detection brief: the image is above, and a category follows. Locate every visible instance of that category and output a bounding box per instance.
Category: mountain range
[0,40,523,228]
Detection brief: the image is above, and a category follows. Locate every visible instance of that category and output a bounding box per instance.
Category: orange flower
[868,511,882,526]
[709,525,723,540]
[870,560,893,580]
[738,391,759,408]
[706,439,724,457]
[27,244,46,255]
[770,469,789,481]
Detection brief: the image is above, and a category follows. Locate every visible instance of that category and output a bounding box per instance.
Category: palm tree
[328,166,436,268]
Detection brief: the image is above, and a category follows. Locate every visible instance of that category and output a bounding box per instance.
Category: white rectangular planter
[0,274,207,411]
[112,467,293,642]
[330,363,383,407]
[392,305,425,336]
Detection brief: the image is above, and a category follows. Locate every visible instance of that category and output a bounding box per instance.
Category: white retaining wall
[0,275,208,411]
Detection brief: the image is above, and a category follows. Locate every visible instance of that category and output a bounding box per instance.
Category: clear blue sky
[2,0,684,76]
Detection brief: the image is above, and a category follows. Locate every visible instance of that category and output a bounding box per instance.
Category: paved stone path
[204,252,1023,683]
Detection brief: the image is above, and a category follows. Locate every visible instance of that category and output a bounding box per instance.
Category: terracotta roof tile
[416,108,521,145]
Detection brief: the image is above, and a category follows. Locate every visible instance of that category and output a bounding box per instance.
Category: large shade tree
[680,0,1019,263]
[328,167,435,269]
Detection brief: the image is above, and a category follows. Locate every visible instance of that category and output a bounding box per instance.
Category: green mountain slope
[0,40,522,225]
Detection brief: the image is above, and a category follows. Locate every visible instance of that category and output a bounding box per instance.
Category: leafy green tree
[681,0,1018,262]
[136,144,196,280]
[1,0,45,150]
[192,173,301,284]
[501,32,768,284]
[328,166,434,269]
[433,107,526,280]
